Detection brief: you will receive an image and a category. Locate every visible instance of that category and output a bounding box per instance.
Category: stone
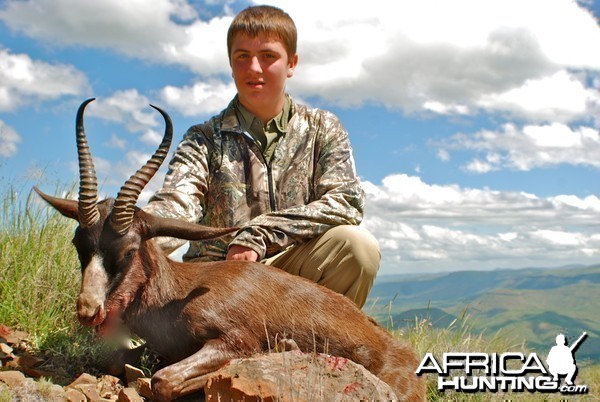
[135,377,153,399]
[98,374,124,398]
[73,383,102,401]
[203,351,397,402]
[67,372,98,388]
[124,364,145,386]
[38,382,67,401]
[0,370,27,388]
[64,387,87,402]
[0,342,13,357]
[0,328,29,345]
[21,366,59,380]
[117,387,145,402]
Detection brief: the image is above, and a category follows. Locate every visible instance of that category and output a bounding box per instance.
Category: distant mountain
[366,264,600,363]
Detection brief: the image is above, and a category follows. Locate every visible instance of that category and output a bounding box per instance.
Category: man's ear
[287,54,298,78]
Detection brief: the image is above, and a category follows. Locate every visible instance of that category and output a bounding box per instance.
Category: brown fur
[37,197,426,401]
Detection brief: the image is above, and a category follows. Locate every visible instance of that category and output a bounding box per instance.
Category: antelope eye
[123,248,137,262]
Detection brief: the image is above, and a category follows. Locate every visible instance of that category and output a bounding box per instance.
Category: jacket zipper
[266,163,276,212]
[241,131,277,212]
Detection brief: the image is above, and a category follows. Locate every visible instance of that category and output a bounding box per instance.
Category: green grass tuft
[0,185,114,382]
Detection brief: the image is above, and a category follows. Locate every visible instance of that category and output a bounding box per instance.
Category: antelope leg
[151,338,236,401]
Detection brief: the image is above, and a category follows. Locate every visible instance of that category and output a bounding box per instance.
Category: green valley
[366,265,600,363]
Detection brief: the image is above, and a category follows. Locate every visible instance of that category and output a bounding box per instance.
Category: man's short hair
[227,5,297,61]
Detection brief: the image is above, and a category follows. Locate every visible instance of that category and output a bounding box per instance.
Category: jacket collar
[219,95,296,134]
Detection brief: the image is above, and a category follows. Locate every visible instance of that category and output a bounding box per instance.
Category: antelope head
[35,99,236,334]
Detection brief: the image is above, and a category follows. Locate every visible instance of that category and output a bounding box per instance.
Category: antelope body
[36,99,426,401]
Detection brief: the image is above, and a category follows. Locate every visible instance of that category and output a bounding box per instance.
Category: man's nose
[249,56,262,73]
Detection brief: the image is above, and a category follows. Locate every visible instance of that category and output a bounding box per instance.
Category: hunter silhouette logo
[546,332,587,386]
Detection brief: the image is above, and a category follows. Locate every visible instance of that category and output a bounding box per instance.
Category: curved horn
[111,105,173,235]
[76,98,100,227]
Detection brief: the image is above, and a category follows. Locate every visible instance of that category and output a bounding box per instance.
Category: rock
[0,324,11,340]
[67,372,98,388]
[0,342,15,368]
[0,326,29,345]
[99,374,124,399]
[64,387,87,402]
[13,353,45,368]
[135,377,153,399]
[64,372,124,401]
[117,387,145,402]
[0,372,49,401]
[203,351,397,402]
[39,382,67,401]
[74,383,103,401]
[124,364,145,386]
[0,370,27,388]
[0,342,13,356]
[21,366,60,380]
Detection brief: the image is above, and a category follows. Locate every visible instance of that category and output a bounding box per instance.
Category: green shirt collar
[234,95,292,135]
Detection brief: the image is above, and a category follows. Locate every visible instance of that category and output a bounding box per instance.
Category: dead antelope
[35,99,426,401]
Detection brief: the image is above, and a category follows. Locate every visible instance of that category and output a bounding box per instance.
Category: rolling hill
[366,264,600,363]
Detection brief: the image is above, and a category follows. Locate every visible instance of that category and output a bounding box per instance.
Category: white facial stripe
[80,254,109,306]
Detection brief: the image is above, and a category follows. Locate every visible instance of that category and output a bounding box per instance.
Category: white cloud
[436,122,600,171]
[0,120,20,157]
[3,0,599,122]
[478,70,599,122]
[532,230,582,246]
[86,90,157,131]
[140,129,164,146]
[105,134,127,150]
[282,0,600,122]
[362,174,600,273]
[0,0,231,75]
[160,80,236,116]
[0,48,89,111]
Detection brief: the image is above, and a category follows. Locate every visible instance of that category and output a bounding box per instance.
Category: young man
[145,5,380,307]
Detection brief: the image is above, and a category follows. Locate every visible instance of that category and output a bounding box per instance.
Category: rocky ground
[0,325,152,401]
[1,325,397,401]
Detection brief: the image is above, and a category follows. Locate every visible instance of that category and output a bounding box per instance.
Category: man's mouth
[247,80,265,87]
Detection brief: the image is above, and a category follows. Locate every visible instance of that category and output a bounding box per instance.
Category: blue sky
[1,0,599,275]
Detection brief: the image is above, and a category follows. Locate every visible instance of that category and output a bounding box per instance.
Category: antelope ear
[137,210,238,241]
[33,187,80,221]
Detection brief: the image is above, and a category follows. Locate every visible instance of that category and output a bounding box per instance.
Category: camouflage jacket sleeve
[142,127,211,255]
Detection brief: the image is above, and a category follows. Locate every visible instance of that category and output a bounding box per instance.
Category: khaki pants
[262,225,380,308]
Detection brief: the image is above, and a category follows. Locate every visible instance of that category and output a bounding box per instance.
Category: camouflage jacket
[145,96,365,261]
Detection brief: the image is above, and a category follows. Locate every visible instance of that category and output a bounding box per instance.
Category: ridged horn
[110,105,173,235]
[76,98,100,228]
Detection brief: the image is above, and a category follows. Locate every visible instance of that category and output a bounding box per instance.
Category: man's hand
[226,245,259,262]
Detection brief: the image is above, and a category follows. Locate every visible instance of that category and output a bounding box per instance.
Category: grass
[0,184,112,381]
[1,184,598,400]
[0,185,78,336]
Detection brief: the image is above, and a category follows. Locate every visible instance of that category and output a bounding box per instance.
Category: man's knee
[324,225,381,279]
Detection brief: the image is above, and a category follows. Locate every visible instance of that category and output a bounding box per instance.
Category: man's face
[230,33,297,119]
